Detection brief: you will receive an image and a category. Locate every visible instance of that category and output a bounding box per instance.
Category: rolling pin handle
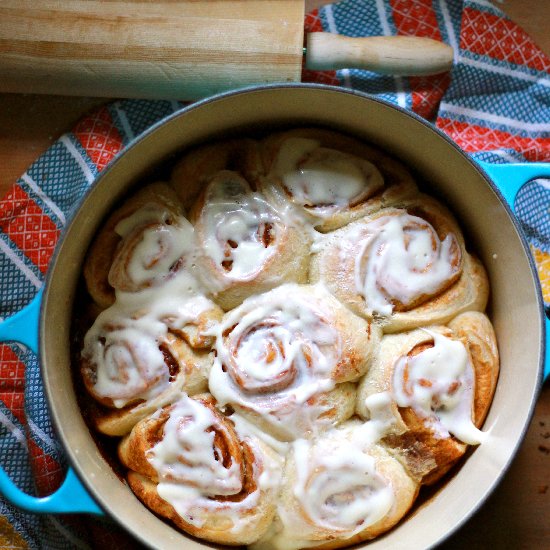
[306,33,454,76]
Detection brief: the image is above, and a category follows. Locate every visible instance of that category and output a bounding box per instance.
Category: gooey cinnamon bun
[311,195,489,332]
[119,393,282,545]
[81,285,222,436]
[259,128,418,232]
[356,311,499,484]
[84,182,185,309]
[258,422,418,549]
[208,284,380,441]
[189,170,311,310]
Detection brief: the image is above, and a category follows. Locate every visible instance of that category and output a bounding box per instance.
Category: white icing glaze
[266,438,394,549]
[353,391,399,447]
[199,172,282,283]
[146,395,281,534]
[273,137,384,216]
[209,285,341,439]
[392,331,486,445]
[114,202,174,238]
[352,213,461,316]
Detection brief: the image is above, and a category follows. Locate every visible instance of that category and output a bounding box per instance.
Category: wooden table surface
[0,0,548,548]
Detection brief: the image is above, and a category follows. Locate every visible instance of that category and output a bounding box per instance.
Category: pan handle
[476,161,550,382]
[0,291,102,515]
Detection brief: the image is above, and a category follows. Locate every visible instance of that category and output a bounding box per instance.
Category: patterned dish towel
[0,1,548,548]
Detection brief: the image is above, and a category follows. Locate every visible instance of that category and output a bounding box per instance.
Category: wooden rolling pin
[0,0,453,100]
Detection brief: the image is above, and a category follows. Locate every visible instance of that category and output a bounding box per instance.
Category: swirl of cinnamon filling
[118,394,281,545]
[108,213,195,293]
[354,212,462,316]
[83,182,185,309]
[259,128,419,233]
[215,287,339,396]
[209,284,378,440]
[356,314,499,485]
[147,395,250,496]
[293,441,394,533]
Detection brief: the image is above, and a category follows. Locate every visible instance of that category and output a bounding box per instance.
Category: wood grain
[0,0,304,99]
[0,1,548,547]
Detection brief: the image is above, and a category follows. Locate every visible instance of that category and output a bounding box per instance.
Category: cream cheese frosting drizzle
[209,285,342,439]
[273,137,384,216]
[392,331,486,445]
[352,213,461,316]
[354,391,399,446]
[199,171,284,283]
[146,394,281,534]
[264,437,394,550]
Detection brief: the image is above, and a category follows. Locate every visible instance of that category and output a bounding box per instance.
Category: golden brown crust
[448,311,500,426]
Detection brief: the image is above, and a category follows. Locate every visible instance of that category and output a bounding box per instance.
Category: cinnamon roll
[258,423,418,549]
[107,214,194,294]
[83,181,185,309]
[80,282,222,436]
[208,284,380,441]
[311,195,489,332]
[170,138,263,207]
[258,128,418,232]
[188,170,311,310]
[356,311,499,484]
[119,393,282,545]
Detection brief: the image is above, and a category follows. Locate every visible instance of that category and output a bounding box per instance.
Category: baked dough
[77,128,499,548]
[310,195,489,332]
[356,312,499,485]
